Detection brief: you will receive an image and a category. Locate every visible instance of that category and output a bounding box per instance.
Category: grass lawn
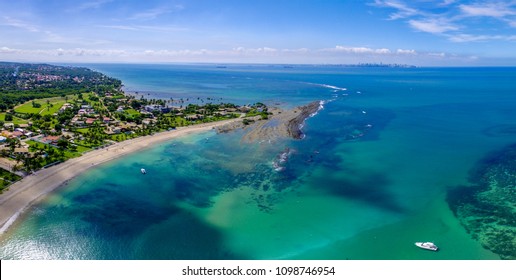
[0,168,22,193]
[14,96,76,116]
[0,113,29,125]
[76,128,90,134]
[124,108,141,117]
[26,140,82,159]
[110,133,138,142]
[74,145,92,153]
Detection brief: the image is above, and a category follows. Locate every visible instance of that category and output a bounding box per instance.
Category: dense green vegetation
[0,168,21,193]
[0,62,121,110]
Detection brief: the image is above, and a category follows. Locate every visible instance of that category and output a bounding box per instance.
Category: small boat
[415,242,438,251]
[141,168,146,174]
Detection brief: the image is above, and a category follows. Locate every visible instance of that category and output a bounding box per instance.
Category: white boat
[141,168,146,174]
[415,242,438,251]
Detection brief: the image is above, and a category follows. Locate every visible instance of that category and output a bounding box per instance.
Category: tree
[57,138,69,150]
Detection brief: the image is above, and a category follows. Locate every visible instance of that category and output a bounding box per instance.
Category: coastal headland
[0,62,324,236]
[217,100,322,143]
[0,118,239,233]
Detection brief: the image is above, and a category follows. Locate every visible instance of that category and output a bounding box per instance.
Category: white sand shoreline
[0,118,240,234]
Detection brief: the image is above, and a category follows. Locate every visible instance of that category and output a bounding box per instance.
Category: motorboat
[415,242,438,251]
[141,168,146,174]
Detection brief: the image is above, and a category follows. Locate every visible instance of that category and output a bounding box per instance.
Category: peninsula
[0,62,261,231]
[0,62,318,232]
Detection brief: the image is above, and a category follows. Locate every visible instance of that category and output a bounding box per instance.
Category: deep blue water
[1,64,515,259]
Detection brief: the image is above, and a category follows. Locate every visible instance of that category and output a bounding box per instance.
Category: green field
[26,140,82,159]
[110,132,138,142]
[14,96,76,116]
[124,108,141,117]
[0,113,29,125]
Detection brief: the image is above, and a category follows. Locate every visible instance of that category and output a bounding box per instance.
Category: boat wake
[307,82,348,92]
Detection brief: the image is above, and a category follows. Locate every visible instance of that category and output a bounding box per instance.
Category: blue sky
[1,0,516,65]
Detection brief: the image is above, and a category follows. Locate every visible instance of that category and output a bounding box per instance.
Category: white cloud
[373,0,516,43]
[459,3,516,18]
[2,16,39,32]
[98,25,139,31]
[129,8,169,20]
[129,5,184,21]
[440,0,456,6]
[75,0,113,11]
[396,49,416,54]
[372,0,420,19]
[408,18,458,34]
[0,47,18,53]
[0,45,480,66]
[334,46,393,54]
[428,52,446,57]
[448,33,516,42]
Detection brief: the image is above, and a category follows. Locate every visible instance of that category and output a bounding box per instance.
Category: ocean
[1,64,514,259]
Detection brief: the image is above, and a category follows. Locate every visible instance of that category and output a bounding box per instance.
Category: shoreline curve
[0,118,241,234]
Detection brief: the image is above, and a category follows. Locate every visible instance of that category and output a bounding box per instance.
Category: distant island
[0,62,271,193]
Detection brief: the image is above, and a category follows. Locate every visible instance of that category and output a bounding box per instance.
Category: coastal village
[0,62,268,192]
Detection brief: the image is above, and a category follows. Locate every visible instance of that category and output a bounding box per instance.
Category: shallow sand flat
[216,101,321,143]
[0,118,241,232]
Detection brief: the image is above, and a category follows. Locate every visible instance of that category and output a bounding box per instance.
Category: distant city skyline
[1,0,516,66]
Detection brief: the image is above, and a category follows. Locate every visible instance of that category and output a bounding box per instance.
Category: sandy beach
[0,118,240,233]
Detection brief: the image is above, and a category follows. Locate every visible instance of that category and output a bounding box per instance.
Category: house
[119,122,138,132]
[12,131,24,138]
[14,147,31,155]
[144,104,171,113]
[0,136,6,143]
[72,119,85,127]
[112,127,121,134]
[41,135,62,145]
[85,118,96,125]
[1,130,12,138]
[59,103,73,112]
[103,117,111,124]
[238,106,251,113]
[186,114,203,121]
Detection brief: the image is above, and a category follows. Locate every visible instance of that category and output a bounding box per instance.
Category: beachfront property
[0,62,269,193]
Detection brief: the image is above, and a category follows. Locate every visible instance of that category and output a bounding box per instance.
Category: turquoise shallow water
[1,65,515,259]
